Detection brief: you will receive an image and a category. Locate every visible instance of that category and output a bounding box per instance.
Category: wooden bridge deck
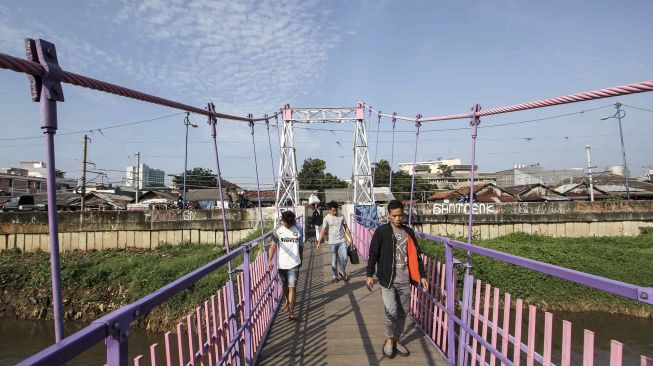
[257,241,447,366]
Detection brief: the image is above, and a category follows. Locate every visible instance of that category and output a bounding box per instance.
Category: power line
[622,104,653,114]
[0,112,185,141]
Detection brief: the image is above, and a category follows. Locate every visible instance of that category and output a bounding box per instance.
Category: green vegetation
[418,232,653,317]
[0,228,269,332]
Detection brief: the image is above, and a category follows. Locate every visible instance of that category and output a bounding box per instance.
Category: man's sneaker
[383,342,396,358]
[395,342,410,357]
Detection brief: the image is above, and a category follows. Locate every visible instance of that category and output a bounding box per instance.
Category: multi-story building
[396,158,496,188]
[1,163,75,196]
[19,161,65,178]
[125,163,166,189]
[495,164,585,188]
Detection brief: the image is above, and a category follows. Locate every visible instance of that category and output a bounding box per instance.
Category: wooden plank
[527,305,536,366]
[610,340,623,366]
[583,330,594,366]
[513,299,523,366]
[543,312,553,366]
[561,320,572,366]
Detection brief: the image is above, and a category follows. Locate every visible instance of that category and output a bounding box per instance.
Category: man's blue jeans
[329,242,348,278]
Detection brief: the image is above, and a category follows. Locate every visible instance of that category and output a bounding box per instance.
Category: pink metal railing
[132,246,281,366]
[351,217,653,366]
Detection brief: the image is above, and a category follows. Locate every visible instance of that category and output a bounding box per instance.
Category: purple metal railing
[352,215,653,366]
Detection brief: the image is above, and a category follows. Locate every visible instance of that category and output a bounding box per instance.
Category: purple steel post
[457,272,474,366]
[466,104,481,254]
[408,114,422,226]
[207,102,240,365]
[389,113,397,192]
[106,320,129,366]
[25,38,66,344]
[444,240,456,365]
[242,248,252,365]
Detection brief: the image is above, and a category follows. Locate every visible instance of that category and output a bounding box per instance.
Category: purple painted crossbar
[352,215,653,366]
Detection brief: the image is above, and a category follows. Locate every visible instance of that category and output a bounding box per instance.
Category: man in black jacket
[366,200,429,359]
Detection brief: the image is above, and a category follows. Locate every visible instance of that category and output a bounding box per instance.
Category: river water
[2,311,651,364]
[0,317,165,365]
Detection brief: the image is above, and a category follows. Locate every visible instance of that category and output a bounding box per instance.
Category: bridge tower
[274,104,375,219]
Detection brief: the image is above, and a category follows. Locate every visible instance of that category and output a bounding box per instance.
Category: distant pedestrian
[316,201,353,284]
[311,203,324,242]
[268,210,304,321]
[366,200,429,359]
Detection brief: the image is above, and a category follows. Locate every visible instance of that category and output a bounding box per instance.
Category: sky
[0,0,652,190]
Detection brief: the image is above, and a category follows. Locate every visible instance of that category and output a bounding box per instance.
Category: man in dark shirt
[366,200,429,359]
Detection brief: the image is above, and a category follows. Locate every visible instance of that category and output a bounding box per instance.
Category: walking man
[366,200,429,358]
[316,201,353,284]
[268,210,304,321]
[311,203,323,242]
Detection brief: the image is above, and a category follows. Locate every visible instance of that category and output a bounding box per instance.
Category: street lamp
[183,112,198,208]
[600,102,630,200]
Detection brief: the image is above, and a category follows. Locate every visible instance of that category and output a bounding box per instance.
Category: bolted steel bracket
[25,38,64,103]
[206,102,217,138]
[638,287,653,304]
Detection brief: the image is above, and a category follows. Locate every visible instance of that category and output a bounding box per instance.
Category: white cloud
[112,0,341,114]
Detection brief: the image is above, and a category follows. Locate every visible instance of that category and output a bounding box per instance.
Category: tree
[298,159,348,200]
[438,164,454,177]
[172,167,218,191]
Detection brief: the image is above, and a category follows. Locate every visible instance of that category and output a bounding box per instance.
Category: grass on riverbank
[418,232,653,317]
[0,228,270,332]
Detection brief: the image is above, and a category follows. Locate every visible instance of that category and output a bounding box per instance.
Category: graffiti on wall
[151,209,197,223]
[432,203,496,215]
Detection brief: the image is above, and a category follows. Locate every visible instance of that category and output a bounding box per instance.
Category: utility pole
[601,102,630,200]
[135,152,140,204]
[80,135,89,211]
[585,145,595,202]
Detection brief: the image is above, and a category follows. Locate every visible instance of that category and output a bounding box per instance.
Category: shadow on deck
[257,241,447,366]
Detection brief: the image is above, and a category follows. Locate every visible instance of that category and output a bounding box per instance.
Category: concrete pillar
[79,232,87,251]
[150,231,159,249]
[118,231,127,249]
[71,232,79,250]
[126,231,135,248]
[589,222,599,237]
[191,229,200,244]
[174,230,183,245]
[16,234,25,252]
[0,235,7,250]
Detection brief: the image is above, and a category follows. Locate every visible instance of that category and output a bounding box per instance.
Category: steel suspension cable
[248,116,266,240]
[407,115,422,226]
[389,113,397,194]
[372,112,381,184]
[206,102,239,353]
[265,116,277,188]
[363,79,653,123]
[0,52,279,122]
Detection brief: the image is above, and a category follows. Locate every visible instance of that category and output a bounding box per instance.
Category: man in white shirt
[268,210,304,320]
[317,201,353,284]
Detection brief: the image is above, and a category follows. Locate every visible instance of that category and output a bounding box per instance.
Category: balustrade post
[457,270,474,366]
[106,320,129,366]
[445,240,457,365]
[243,248,252,365]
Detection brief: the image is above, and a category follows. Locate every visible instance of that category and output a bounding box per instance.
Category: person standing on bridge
[310,203,323,242]
[316,201,353,284]
[268,210,304,321]
[366,200,429,359]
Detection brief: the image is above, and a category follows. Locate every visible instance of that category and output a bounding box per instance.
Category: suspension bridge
[2,38,652,365]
